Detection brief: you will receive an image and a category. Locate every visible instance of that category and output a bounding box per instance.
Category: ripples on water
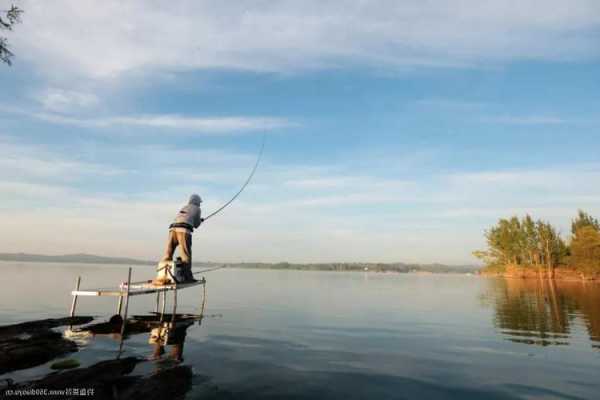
[2,262,600,399]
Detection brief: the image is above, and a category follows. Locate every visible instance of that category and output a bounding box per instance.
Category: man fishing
[154,194,204,284]
[153,137,264,285]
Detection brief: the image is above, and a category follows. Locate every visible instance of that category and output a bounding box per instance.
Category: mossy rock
[50,358,80,370]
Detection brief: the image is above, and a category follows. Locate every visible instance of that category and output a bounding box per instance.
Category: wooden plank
[71,278,205,297]
[121,279,205,291]
[72,290,122,297]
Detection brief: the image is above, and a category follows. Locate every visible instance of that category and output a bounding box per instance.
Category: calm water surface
[1,262,600,399]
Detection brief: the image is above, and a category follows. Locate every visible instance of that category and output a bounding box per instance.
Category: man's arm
[194,207,203,228]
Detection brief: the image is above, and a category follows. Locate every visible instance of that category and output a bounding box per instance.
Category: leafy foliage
[570,212,600,273]
[571,210,600,235]
[0,5,23,66]
[475,215,567,270]
[476,210,600,274]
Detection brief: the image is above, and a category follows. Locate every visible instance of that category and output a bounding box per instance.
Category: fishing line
[192,265,226,275]
[204,133,266,221]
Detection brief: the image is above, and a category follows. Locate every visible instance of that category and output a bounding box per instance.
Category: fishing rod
[192,265,226,275]
[203,133,266,221]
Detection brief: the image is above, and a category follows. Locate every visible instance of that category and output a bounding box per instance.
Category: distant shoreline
[0,253,155,266]
[0,253,478,274]
[480,265,600,281]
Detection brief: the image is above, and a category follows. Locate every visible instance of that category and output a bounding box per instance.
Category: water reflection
[484,278,600,348]
[149,319,194,362]
[68,313,199,362]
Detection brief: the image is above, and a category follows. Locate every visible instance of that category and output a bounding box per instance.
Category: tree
[536,220,566,273]
[523,215,540,265]
[0,5,22,66]
[571,210,600,235]
[570,211,600,273]
[475,215,566,273]
[570,227,600,272]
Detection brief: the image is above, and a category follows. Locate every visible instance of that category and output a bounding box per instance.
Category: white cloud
[480,115,567,125]
[12,0,600,79]
[0,181,71,199]
[89,115,290,132]
[446,165,600,191]
[414,98,488,110]
[34,88,99,113]
[437,206,586,220]
[1,135,599,264]
[0,105,292,134]
[0,136,124,182]
[284,177,370,189]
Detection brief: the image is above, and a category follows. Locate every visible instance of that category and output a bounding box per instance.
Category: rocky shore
[0,315,198,400]
[0,317,92,375]
[3,357,192,400]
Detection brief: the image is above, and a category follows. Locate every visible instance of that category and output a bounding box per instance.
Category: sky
[1,0,599,264]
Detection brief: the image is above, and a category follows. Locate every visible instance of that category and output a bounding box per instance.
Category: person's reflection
[70,314,199,362]
[148,320,194,362]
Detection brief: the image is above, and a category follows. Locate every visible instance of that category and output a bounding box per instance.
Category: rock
[50,359,80,370]
[3,358,192,400]
[120,366,193,400]
[0,316,93,374]
[0,330,78,375]
[0,317,93,338]
[0,315,195,400]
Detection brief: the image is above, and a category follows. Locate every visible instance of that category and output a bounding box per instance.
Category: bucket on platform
[173,257,186,283]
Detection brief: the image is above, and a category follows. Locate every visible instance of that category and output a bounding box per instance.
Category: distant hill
[0,253,478,273]
[0,253,154,266]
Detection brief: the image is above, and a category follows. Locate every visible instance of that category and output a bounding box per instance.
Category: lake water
[1,261,600,399]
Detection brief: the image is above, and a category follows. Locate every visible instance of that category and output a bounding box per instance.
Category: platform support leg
[117,267,132,357]
[69,276,81,318]
[200,280,206,318]
[159,291,167,322]
[116,295,123,316]
[171,289,178,324]
[155,292,160,314]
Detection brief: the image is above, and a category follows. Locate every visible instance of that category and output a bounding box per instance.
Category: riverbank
[479,265,600,281]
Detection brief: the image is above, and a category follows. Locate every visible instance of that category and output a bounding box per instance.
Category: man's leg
[161,230,178,262]
[176,232,194,281]
[175,232,192,264]
[155,230,179,284]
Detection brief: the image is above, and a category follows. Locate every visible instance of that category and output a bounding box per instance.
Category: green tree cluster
[570,210,600,273]
[476,210,600,274]
[474,215,567,272]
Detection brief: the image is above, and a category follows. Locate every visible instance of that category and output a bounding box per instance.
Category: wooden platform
[68,267,208,356]
[71,278,206,297]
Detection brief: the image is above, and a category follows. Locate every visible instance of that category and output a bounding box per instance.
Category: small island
[475,210,600,280]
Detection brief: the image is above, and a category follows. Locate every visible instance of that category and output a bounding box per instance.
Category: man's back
[173,203,202,229]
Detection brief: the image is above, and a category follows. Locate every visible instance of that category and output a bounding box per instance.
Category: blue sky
[1,1,599,263]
